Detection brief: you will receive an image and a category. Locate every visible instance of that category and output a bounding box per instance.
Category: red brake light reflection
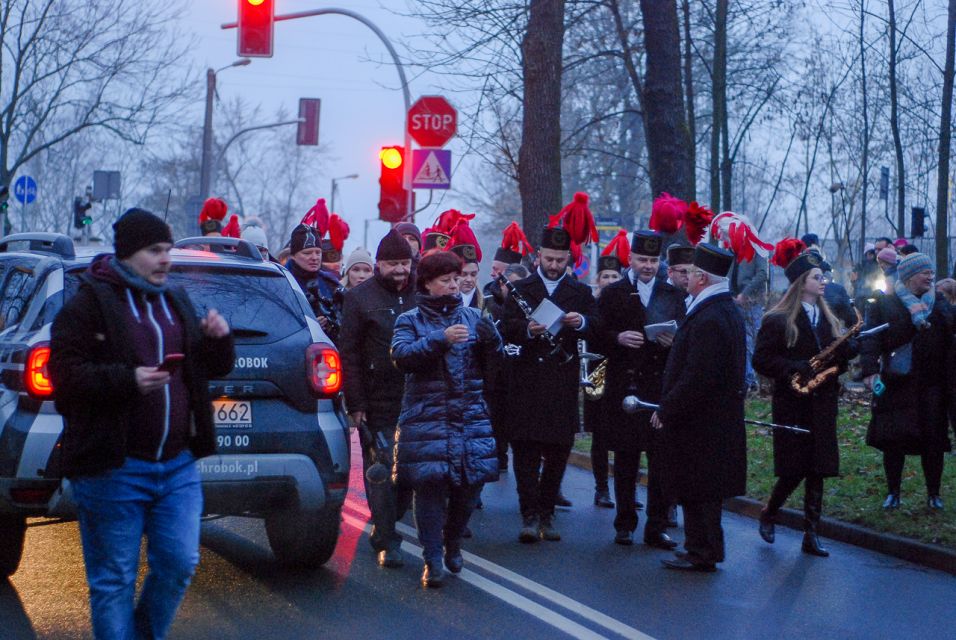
[25,344,53,398]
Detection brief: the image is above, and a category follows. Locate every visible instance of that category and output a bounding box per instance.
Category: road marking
[341,501,655,640]
[340,511,611,640]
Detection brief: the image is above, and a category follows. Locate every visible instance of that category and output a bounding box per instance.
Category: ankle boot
[802,480,829,557]
[759,477,796,544]
[758,509,775,544]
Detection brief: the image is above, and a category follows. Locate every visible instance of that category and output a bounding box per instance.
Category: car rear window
[168,266,307,343]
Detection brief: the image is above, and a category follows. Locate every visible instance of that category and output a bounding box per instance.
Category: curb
[567,450,956,576]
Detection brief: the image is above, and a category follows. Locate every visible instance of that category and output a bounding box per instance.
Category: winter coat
[390,294,502,487]
[728,253,769,304]
[499,272,595,445]
[752,310,854,477]
[596,277,686,452]
[49,267,234,478]
[339,271,417,430]
[659,292,747,503]
[859,292,953,454]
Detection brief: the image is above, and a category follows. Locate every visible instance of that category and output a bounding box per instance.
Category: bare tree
[937,0,956,273]
[0,0,194,191]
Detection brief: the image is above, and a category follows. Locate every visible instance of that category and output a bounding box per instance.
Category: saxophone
[789,307,863,395]
[583,360,607,400]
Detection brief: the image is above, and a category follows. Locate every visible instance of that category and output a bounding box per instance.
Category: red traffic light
[238,0,274,58]
[378,146,408,223]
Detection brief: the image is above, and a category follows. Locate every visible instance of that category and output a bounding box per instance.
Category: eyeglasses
[809,274,826,282]
[670,268,691,275]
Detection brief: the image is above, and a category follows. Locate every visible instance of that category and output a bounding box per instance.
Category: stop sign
[407,96,457,148]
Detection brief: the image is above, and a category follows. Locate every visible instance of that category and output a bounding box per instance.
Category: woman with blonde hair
[752,242,856,558]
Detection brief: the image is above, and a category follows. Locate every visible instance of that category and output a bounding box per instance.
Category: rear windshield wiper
[231,328,269,338]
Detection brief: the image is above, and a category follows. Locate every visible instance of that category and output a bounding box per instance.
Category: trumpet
[789,308,865,395]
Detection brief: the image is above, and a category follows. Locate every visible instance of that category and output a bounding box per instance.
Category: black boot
[444,539,463,574]
[594,489,615,508]
[802,478,829,558]
[760,477,796,544]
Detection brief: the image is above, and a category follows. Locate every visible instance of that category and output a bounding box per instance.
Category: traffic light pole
[222,7,414,222]
[213,118,305,179]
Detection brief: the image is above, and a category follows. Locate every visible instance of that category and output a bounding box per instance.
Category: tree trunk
[937,0,956,275]
[860,0,870,259]
[518,0,566,247]
[888,0,905,236]
[681,0,697,200]
[640,0,692,201]
[709,0,728,210]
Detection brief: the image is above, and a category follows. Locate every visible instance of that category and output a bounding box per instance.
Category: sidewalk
[567,450,956,576]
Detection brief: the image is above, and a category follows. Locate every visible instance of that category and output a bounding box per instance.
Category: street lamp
[330,174,359,213]
[199,58,252,201]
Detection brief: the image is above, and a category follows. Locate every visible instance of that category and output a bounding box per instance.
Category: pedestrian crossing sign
[411,149,452,189]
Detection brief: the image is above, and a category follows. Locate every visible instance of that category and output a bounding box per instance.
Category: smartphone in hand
[157,353,185,373]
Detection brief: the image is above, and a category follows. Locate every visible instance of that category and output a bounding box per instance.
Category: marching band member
[596,230,684,548]
[752,241,857,557]
[501,211,596,543]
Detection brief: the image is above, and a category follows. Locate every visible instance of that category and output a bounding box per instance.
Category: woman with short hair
[390,250,503,588]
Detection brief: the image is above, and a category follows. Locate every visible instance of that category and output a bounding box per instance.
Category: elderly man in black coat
[597,231,685,549]
[654,244,747,572]
[500,227,595,543]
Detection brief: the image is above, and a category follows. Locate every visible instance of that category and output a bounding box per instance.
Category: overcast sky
[179,1,472,253]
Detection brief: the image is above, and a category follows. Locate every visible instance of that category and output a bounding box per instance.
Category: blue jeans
[742,303,764,387]
[72,451,202,640]
[413,481,481,563]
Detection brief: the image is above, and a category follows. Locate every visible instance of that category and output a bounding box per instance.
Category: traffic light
[73,197,92,229]
[238,0,275,58]
[0,185,8,216]
[378,146,408,223]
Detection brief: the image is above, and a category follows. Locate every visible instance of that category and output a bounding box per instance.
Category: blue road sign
[13,176,37,205]
[411,149,452,189]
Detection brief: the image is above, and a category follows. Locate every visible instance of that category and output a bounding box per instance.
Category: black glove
[476,317,497,343]
[793,360,814,380]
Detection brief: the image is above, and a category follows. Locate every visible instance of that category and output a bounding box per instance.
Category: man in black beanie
[48,208,234,638]
[286,224,342,342]
[338,228,416,568]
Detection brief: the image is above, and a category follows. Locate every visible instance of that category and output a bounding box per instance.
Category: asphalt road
[5,438,955,640]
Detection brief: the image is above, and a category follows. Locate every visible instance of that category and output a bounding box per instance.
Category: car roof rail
[0,233,76,259]
[174,237,264,262]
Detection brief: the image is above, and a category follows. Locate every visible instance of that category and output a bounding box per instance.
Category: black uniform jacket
[659,291,747,503]
[596,277,686,452]
[339,271,417,430]
[500,272,595,445]
[752,310,852,477]
[859,292,953,454]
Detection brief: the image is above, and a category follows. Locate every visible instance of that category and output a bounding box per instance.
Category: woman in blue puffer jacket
[391,249,502,588]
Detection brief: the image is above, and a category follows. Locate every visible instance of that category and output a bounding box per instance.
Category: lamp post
[199,58,251,201]
[330,174,359,213]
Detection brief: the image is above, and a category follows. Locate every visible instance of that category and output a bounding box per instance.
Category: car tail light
[306,343,342,396]
[25,343,54,398]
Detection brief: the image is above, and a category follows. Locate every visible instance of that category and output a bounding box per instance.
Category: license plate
[213,400,252,429]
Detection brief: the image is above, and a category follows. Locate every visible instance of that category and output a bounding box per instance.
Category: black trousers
[361,425,413,553]
[682,500,724,565]
[590,433,610,492]
[512,440,571,519]
[612,449,665,537]
[883,449,945,496]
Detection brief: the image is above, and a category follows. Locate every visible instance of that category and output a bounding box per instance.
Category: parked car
[0,233,349,575]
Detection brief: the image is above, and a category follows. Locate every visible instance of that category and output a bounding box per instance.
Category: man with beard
[500,226,594,543]
[339,229,416,568]
[596,231,684,549]
[654,244,747,572]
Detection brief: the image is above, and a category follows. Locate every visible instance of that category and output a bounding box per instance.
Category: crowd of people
[47,190,954,636]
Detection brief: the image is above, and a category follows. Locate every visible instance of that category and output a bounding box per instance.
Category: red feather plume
[501,222,535,255]
[649,193,687,235]
[328,214,350,252]
[549,192,598,245]
[434,209,475,235]
[221,214,241,238]
[683,202,714,246]
[300,198,330,235]
[601,229,630,265]
[570,241,585,270]
[199,197,227,224]
[770,237,807,269]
